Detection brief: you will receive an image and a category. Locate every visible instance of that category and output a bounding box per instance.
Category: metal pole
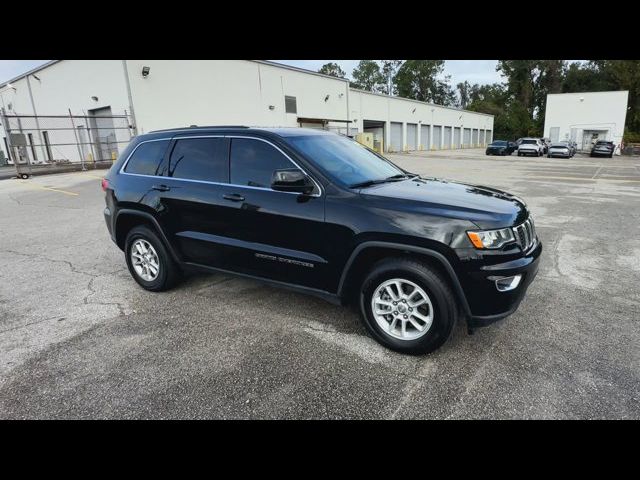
[68,109,86,171]
[26,75,46,162]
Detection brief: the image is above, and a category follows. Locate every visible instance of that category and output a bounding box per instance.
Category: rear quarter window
[124,140,170,176]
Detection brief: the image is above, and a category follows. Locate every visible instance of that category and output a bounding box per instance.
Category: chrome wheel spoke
[130,239,160,282]
[371,278,434,341]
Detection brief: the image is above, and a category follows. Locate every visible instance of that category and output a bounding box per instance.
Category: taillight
[101,178,110,191]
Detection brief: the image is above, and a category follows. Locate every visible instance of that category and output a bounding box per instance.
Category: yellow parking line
[527,175,640,183]
[19,181,79,196]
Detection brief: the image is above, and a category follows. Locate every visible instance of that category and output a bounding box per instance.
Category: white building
[543,90,628,153]
[0,60,494,164]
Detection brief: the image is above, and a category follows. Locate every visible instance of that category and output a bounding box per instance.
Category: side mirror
[271,168,315,195]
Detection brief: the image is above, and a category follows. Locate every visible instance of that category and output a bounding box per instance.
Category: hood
[359,177,528,229]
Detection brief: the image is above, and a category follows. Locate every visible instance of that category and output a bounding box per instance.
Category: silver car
[548,142,572,158]
[517,138,544,157]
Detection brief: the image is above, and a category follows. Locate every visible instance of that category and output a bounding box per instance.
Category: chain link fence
[0,111,135,178]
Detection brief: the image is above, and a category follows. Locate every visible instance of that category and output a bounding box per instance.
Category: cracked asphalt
[0,150,639,419]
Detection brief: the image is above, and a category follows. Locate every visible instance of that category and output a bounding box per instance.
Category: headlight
[467,227,515,249]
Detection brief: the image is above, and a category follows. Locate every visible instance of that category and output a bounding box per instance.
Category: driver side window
[230,138,293,189]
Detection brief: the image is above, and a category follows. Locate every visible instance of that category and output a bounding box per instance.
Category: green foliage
[394,60,456,106]
[350,60,386,93]
[318,62,346,78]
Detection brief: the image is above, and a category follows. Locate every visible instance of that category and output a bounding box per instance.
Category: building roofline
[252,60,350,83]
[349,87,495,118]
[547,90,629,96]
[0,60,61,89]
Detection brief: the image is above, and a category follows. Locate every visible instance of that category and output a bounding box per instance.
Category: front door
[220,136,327,290]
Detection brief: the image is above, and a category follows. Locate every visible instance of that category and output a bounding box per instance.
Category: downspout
[26,75,46,161]
[121,60,139,136]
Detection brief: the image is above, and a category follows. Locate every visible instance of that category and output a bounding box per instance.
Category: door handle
[223,193,245,202]
[152,184,171,192]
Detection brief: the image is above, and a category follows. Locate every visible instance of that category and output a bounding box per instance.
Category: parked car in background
[485,140,517,156]
[591,140,614,158]
[548,142,572,158]
[517,138,544,157]
[102,126,541,354]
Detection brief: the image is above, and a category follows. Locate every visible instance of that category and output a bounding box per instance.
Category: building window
[28,133,38,162]
[42,131,53,162]
[285,96,297,114]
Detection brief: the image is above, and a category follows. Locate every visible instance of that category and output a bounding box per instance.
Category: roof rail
[149,125,251,133]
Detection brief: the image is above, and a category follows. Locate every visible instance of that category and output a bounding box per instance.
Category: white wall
[125,60,351,134]
[543,91,628,153]
[0,60,132,163]
[349,89,494,152]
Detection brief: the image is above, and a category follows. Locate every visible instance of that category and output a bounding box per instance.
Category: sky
[272,60,505,86]
[0,59,505,87]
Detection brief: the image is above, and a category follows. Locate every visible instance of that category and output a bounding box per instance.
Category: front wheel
[360,258,458,355]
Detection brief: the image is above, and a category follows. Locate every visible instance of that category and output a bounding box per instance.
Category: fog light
[489,274,522,292]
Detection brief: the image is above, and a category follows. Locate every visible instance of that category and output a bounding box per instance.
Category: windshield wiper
[349,173,416,189]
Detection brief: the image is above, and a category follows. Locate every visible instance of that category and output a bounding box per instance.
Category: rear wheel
[360,258,458,355]
[125,225,181,291]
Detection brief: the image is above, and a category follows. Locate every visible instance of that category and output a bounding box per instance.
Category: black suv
[102,127,542,354]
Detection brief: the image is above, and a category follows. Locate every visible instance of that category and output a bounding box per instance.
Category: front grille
[513,216,536,252]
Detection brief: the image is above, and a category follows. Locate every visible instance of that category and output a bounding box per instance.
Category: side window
[124,140,170,176]
[230,138,294,189]
[168,138,227,182]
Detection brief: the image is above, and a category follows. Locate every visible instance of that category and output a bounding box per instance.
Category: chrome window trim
[119,134,323,197]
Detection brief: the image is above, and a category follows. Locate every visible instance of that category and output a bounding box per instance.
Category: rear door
[150,135,235,268]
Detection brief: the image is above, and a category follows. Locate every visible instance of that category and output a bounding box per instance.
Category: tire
[518,152,522,157]
[547,154,551,158]
[125,225,181,291]
[359,257,458,355]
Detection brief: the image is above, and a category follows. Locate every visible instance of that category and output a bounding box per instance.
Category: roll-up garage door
[454,127,461,148]
[406,123,417,151]
[472,129,479,146]
[485,130,492,144]
[420,124,430,150]
[463,128,471,147]
[390,122,403,152]
[432,126,442,149]
[443,127,452,149]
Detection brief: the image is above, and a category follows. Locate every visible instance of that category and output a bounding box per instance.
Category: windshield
[551,143,568,148]
[522,139,537,145]
[286,134,405,187]
[491,141,507,146]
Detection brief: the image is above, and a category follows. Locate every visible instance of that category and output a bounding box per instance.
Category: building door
[472,129,479,146]
[549,127,560,143]
[406,123,417,150]
[432,126,442,149]
[390,122,403,152]
[454,127,461,148]
[463,128,471,147]
[443,127,452,149]
[420,124,430,150]
[89,106,117,161]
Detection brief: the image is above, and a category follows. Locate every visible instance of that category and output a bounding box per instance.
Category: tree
[350,60,386,93]
[318,62,346,78]
[457,80,471,109]
[381,60,403,95]
[394,60,456,106]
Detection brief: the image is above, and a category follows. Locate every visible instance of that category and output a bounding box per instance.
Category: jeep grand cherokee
[102,127,542,354]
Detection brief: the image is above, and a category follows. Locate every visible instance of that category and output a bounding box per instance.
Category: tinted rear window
[168,138,227,182]
[491,141,507,146]
[124,140,169,176]
[521,140,537,145]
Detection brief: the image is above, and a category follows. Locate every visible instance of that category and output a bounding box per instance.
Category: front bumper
[460,240,542,328]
